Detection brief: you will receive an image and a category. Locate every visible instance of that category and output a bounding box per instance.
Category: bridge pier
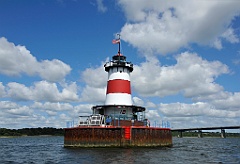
[221,129,226,138]
[198,130,203,138]
[177,131,183,138]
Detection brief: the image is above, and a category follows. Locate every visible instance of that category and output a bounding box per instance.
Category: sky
[0,0,240,131]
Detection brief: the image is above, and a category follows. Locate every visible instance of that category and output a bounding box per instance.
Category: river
[0,136,239,164]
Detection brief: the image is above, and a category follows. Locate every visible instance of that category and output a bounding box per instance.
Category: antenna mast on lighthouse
[117,33,121,55]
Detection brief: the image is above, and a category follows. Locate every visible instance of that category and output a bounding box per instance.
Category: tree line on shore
[0,127,64,136]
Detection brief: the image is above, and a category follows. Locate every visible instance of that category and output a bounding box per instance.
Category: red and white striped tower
[92,35,145,125]
[104,40,133,106]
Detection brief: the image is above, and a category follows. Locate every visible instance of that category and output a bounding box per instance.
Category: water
[0,136,239,164]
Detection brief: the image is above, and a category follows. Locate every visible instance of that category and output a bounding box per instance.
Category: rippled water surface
[0,136,239,164]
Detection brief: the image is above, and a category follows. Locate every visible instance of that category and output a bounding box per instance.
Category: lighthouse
[91,35,145,125]
[64,35,173,148]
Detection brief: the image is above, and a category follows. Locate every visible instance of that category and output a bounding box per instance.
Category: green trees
[0,127,64,136]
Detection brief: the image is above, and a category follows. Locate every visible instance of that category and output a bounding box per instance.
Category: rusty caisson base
[64,126,172,148]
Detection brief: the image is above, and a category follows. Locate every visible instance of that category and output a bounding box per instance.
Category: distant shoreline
[0,127,64,137]
[0,135,63,138]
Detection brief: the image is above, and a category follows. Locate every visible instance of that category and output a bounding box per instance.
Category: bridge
[171,126,240,138]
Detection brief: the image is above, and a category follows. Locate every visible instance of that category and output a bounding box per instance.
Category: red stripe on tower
[106,79,131,94]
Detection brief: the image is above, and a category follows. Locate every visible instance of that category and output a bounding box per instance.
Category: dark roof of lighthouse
[112,54,126,61]
[104,54,133,72]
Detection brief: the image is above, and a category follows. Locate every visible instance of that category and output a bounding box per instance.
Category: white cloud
[73,104,93,116]
[118,0,240,55]
[148,101,240,128]
[145,101,157,109]
[60,81,79,102]
[45,110,57,116]
[0,101,34,128]
[0,100,92,128]
[132,52,229,98]
[7,106,33,116]
[96,0,107,13]
[0,82,6,97]
[222,28,239,43]
[38,59,71,82]
[0,101,19,110]
[212,27,240,50]
[210,92,240,111]
[145,109,161,123]
[0,37,38,76]
[0,37,71,82]
[31,81,61,102]
[32,102,73,111]
[6,81,79,102]
[168,116,239,129]
[80,63,107,103]
[212,38,223,50]
[81,63,107,88]
[7,82,33,101]
[159,102,207,117]
[132,96,144,106]
[80,85,106,103]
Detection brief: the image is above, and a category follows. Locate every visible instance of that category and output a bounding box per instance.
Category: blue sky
[0,0,240,130]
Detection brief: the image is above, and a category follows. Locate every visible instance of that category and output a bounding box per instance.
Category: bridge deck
[171,126,240,132]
